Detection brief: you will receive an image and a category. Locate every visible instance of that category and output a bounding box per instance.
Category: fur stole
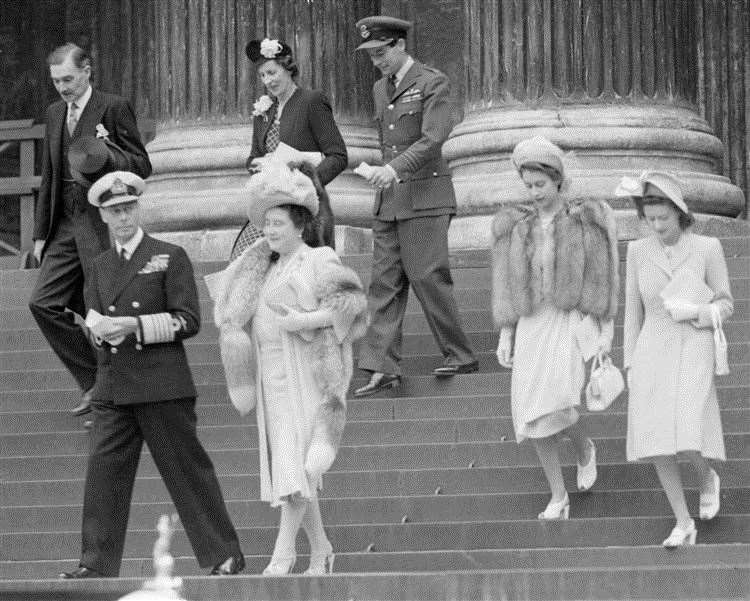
[205,239,367,457]
[491,200,619,327]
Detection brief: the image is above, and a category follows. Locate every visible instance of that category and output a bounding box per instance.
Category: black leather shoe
[59,566,103,579]
[71,389,93,416]
[432,360,480,377]
[209,555,245,576]
[354,372,401,397]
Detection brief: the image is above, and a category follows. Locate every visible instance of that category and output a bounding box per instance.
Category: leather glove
[663,299,700,322]
[496,327,514,368]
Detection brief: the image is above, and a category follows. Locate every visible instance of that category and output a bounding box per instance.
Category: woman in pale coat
[621,171,732,548]
[493,137,619,520]
[207,160,367,575]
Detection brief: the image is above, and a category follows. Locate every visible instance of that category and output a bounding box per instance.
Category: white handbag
[710,304,730,375]
[585,352,624,412]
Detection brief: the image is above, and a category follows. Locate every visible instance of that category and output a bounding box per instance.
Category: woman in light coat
[207,160,367,575]
[493,137,619,520]
[621,171,732,548]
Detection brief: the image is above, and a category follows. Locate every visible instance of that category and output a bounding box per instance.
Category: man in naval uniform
[58,171,244,578]
[353,16,478,397]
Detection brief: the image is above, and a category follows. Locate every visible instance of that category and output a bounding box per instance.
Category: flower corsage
[252,95,274,120]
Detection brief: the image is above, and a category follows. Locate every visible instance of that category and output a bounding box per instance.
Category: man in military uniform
[59,171,244,578]
[353,16,478,397]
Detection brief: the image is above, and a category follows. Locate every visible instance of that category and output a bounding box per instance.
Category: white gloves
[496,327,514,368]
[272,304,333,332]
[663,299,700,322]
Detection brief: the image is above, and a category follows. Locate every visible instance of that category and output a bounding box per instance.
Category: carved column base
[443,105,745,218]
[138,123,380,260]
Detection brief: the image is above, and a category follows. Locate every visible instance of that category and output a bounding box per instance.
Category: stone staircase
[0,238,748,601]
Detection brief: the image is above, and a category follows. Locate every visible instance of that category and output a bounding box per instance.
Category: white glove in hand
[274,304,332,332]
[663,299,700,322]
[626,367,633,390]
[496,327,514,368]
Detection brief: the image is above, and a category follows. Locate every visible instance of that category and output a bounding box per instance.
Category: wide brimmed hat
[68,136,130,189]
[245,161,318,228]
[614,170,688,214]
[87,171,145,208]
[355,16,411,50]
[245,38,293,63]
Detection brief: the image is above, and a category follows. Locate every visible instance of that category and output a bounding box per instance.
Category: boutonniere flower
[95,124,110,139]
[252,95,274,120]
[260,38,283,59]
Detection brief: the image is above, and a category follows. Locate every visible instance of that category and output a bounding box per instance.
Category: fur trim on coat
[491,200,619,327]
[204,240,367,458]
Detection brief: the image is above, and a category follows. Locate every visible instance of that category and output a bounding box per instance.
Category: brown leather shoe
[59,566,103,579]
[71,388,93,416]
[353,372,401,397]
[209,555,245,576]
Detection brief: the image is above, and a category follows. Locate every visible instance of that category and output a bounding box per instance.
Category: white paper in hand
[354,162,375,179]
[271,142,323,167]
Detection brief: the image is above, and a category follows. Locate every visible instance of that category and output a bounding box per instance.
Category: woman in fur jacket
[492,137,619,520]
[206,160,368,575]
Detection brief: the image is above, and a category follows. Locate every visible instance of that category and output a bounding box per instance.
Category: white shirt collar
[69,85,92,114]
[115,227,144,261]
[393,56,415,88]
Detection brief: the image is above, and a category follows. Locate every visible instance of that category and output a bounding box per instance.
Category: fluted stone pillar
[140,0,380,260]
[443,0,745,248]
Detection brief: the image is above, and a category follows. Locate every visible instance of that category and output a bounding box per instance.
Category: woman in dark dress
[229,38,347,260]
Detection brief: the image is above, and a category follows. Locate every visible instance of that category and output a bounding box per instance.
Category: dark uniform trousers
[357,60,475,376]
[80,235,241,575]
[82,397,241,575]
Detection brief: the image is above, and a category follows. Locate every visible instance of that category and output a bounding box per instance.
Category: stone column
[443,0,745,248]
[140,0,380,260]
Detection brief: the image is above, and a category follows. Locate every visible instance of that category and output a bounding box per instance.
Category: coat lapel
[98,249,123,308]
[391,62,421,102]
[107,235,157,305]
[73,89,105,139]
[49,102,67,175]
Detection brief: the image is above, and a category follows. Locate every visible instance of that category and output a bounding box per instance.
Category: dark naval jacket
[84,234,199,404]
[373,60,457,220]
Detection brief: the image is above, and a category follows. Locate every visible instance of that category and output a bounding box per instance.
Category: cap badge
[360,24,371,38]
[110,177,127,196]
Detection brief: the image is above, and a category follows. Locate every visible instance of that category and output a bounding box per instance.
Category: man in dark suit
[353,16,478,397]
[59,171,244,578]
[28,43,151,416]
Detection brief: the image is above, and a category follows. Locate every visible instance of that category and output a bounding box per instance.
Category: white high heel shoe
[662,520,697,548]
[576,438,597,492]
[699,469,720,521]
[538,493,570,520]
[262,554,296,575]
[304,548,335,576]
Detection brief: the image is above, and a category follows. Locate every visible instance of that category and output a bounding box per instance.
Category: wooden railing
[0,119,45,263]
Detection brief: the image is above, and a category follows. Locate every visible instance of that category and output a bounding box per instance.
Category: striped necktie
[67,103,79,136]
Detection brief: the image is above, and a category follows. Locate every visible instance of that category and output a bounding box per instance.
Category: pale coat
[206,241,368,503]
[623,232,733,460]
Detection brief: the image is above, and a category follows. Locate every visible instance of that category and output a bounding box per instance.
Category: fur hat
[614,170,688,214]
[512,136,565,178]
[245,161,319,228]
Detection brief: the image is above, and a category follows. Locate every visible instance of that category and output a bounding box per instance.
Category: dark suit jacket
[248,87,347,186]
[84,234,199,405]
[35,89,152,243]
[373,61,457,220]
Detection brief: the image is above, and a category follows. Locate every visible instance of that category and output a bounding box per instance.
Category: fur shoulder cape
[491,200,619,327]
[204,239,368,454]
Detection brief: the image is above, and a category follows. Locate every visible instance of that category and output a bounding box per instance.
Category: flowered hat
[245,161,319,228]
[245,38,292,63]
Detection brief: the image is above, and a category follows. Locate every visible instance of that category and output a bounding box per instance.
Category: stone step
[3,409,749,456]
[3,516,749,561]
[2,434,749,481]
[5,460,749,507]
[6,488,750,534]
[0,560,748,600]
